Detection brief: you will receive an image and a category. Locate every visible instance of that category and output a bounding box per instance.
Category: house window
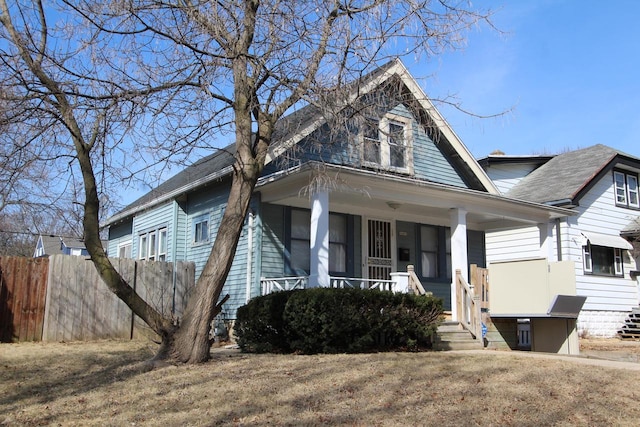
[419,225,451,280]
[118,241,132,258]
[583,243,623,276]
[193,216,210,244]
[288,209,349,275]
[361,114,412,173]
[139,227,168,260]
[614,170,639,208]
[290,209,311,274]
[158,229,167,261]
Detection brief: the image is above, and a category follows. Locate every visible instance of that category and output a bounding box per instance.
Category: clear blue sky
[408,0,640,159]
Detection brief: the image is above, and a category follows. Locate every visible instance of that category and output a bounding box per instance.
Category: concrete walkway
[454,348,640,371]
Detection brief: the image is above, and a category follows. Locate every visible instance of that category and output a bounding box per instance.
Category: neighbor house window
[193,215,210,244]
[583,243,623,276]
[419,225,452,280]
[288,209,349,275]
[361,114,413,174]
[139,227,168,260]
[614,170,639,208]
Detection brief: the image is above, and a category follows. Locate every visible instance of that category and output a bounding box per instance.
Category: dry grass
[2,340,640,426]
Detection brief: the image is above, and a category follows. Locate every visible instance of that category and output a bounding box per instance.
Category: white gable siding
[562,175,639,313]
[485,226,542,264]
[483,163,540,195]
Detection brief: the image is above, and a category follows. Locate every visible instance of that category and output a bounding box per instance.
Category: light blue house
[105,60,571,335]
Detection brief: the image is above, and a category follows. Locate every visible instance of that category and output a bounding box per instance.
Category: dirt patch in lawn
[2,340,640,426]
[580,337,640,363]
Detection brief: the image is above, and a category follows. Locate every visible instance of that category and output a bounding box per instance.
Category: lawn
[1,339,640,426]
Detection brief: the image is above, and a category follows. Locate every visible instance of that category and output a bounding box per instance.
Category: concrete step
[434,322,483,351]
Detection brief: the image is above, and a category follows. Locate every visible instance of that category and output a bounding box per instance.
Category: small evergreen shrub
[235,288,443,354]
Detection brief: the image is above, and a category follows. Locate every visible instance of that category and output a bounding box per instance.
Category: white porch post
[450,208,468,321]
[538,222,555,261]
[309,189,330,288]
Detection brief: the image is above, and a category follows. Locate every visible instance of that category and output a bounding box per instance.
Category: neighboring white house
[479,144,640,337]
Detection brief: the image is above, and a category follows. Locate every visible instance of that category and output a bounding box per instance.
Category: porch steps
[617,307,640,339]
[433,321,484,351]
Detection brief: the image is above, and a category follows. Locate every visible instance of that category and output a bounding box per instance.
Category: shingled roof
[106,59,497,225]
[506,144,626,205]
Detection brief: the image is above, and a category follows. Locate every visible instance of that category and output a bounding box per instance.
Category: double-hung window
[614,170,639,208]
[361,114,413,174]
[118,241,132,258]
[288,209,349,276]
[419,225,452,280]
[139,227,168,261]
[583,243,623,276]
[193,215,210,244]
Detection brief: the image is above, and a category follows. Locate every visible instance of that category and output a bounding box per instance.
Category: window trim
[117,240,132,259]
[139,227,168,261]
[614,170,640,209]
[582,243,624,277]
[285,208,353,277]
[361,113,414,175]
[418,224,451,282]
[192,214,210,245]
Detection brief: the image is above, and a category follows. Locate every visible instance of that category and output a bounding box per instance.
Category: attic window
[614,170,639,209]
[361,114,413,174]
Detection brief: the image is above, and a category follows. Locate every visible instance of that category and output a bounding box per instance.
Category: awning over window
[581,231,633,250]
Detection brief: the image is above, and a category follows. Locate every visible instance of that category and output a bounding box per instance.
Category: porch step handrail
[406,265,428,295]
[455,269,482,340]
[470,264,489,310]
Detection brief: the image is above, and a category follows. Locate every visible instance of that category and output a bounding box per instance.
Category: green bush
[235,288,443,354]
[235,290,294,353]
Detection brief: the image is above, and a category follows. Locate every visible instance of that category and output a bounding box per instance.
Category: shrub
[236,288,443,354]
[235,290,295,353]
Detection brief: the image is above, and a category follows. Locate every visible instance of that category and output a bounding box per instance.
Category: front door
[365,219,394,281]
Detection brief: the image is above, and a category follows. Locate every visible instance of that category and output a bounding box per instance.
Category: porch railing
[330,277,396,291]
[260,276,308,294]
[455,269,482,340]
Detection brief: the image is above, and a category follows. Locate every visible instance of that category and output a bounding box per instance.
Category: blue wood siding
[467,230,486,268]
[107,220,133,257]
[131,202,173,260]
[266,103,469,188]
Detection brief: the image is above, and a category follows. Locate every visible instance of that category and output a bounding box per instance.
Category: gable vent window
[614,170,639,209]
[361,114,413,174]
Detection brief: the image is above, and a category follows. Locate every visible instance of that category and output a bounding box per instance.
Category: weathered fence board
[0,257,49,342]
[42,255,195,342]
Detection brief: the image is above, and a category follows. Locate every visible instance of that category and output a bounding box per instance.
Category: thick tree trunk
[167,157,259,362]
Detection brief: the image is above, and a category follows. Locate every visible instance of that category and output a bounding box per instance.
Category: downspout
[555,218,563,261]
[172,200,179,315]
[246,210,254,303]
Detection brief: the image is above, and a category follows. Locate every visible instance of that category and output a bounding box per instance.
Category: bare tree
[0,0,493,364]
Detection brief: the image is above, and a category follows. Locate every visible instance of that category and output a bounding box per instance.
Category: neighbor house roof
[505,144,636,206]
[106,59,498,225]
[35,235,87,257]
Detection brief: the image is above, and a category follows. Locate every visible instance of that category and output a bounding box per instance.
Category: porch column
[450,208,468,321]
[309,189,330,288]
[538,222,555,261]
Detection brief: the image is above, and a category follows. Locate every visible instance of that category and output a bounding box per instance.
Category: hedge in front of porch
[235,288,443,354]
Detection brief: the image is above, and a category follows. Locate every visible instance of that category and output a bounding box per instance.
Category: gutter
[103,165,234,226]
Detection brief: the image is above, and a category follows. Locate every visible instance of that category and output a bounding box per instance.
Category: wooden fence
[0,257,49,342]
[1,255,195,342]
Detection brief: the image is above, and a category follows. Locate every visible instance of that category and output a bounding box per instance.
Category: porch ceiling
[256,163,573,231]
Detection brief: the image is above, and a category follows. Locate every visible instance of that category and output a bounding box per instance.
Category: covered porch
[256,162,571,325]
